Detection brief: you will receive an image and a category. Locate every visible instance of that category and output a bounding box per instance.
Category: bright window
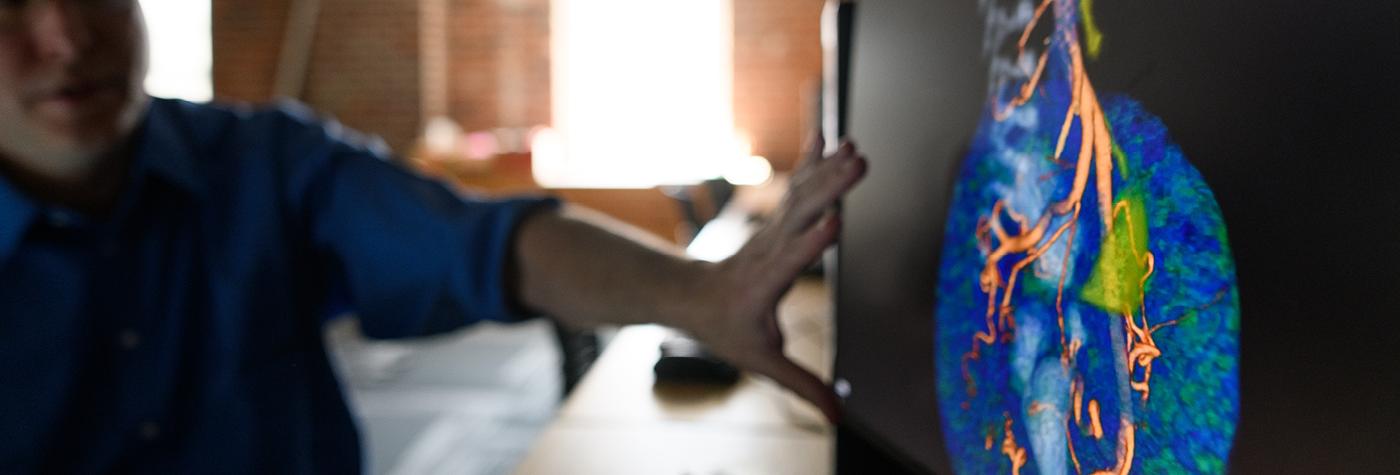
[537,0,741,188]
[139,0,213,102]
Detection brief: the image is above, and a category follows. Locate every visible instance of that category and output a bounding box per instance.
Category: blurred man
[0,0,866,472]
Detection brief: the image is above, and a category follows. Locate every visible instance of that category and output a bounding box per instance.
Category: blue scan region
[932,3,1240,473]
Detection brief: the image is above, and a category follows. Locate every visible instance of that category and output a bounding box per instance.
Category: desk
[513,277,835,475]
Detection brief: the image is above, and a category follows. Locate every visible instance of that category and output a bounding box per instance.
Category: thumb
[751,353,843,425]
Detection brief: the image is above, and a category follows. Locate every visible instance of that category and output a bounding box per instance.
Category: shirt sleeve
[271,103,559,339]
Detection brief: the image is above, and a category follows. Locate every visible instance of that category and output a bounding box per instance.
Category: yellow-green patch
[1081,189,1150,314]
[1112,141,1130,179]
[1079,0,1105,59]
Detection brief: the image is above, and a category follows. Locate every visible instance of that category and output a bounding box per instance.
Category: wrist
[666,258,728,337]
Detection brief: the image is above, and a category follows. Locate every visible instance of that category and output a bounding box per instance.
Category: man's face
[0,0,147,172]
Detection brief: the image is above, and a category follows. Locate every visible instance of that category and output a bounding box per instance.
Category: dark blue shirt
[0,98,555,473]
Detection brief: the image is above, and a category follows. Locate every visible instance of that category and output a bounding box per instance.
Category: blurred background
[139,0,826,473]
[144,0,821,242]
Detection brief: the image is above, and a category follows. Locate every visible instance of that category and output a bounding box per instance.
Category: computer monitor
[833,0,1400,473]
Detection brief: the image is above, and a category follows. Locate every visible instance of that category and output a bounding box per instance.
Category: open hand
[686,138,867,424]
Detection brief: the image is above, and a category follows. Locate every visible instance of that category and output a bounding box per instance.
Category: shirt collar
[131,98,208,198]
[0,98,207,265]
[0,172,37,265]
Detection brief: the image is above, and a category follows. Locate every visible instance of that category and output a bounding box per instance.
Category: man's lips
[54,82,107,100]
[28,78,126,120]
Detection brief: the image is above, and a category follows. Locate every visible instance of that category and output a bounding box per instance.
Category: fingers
[797,137,857,178]
[772,209,840,283]
[752,353,843,425]
[783,145,865,236]
[798,133,826,173]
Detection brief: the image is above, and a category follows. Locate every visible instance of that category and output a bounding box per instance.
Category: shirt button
[138,421,161,441]
[118,330,142,350]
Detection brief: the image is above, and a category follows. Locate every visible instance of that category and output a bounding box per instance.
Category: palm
[693,139,865,424]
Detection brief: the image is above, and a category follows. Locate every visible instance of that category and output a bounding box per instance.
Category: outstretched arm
[510,139,867,423]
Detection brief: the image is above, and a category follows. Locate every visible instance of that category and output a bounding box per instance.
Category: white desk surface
[513,277,835,475]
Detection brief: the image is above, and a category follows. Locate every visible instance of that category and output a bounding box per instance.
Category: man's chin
[2,124,136,180]
[55,138,122,162]
[34,100,145,159]
[37,113,125,143]
[0,95,145,179]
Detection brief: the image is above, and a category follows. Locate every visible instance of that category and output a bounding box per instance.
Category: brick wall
[211,0,822,242]
[212,0,820,168]
[733,0,824,172]
[447,0,552,132]
[303,0,427,152]
[213,0,433,152]
[211,0,290,102]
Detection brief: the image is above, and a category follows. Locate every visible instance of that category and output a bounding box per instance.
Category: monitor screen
[834,0,1400,473]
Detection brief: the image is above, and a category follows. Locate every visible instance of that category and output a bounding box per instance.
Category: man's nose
[29,1,93,65]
